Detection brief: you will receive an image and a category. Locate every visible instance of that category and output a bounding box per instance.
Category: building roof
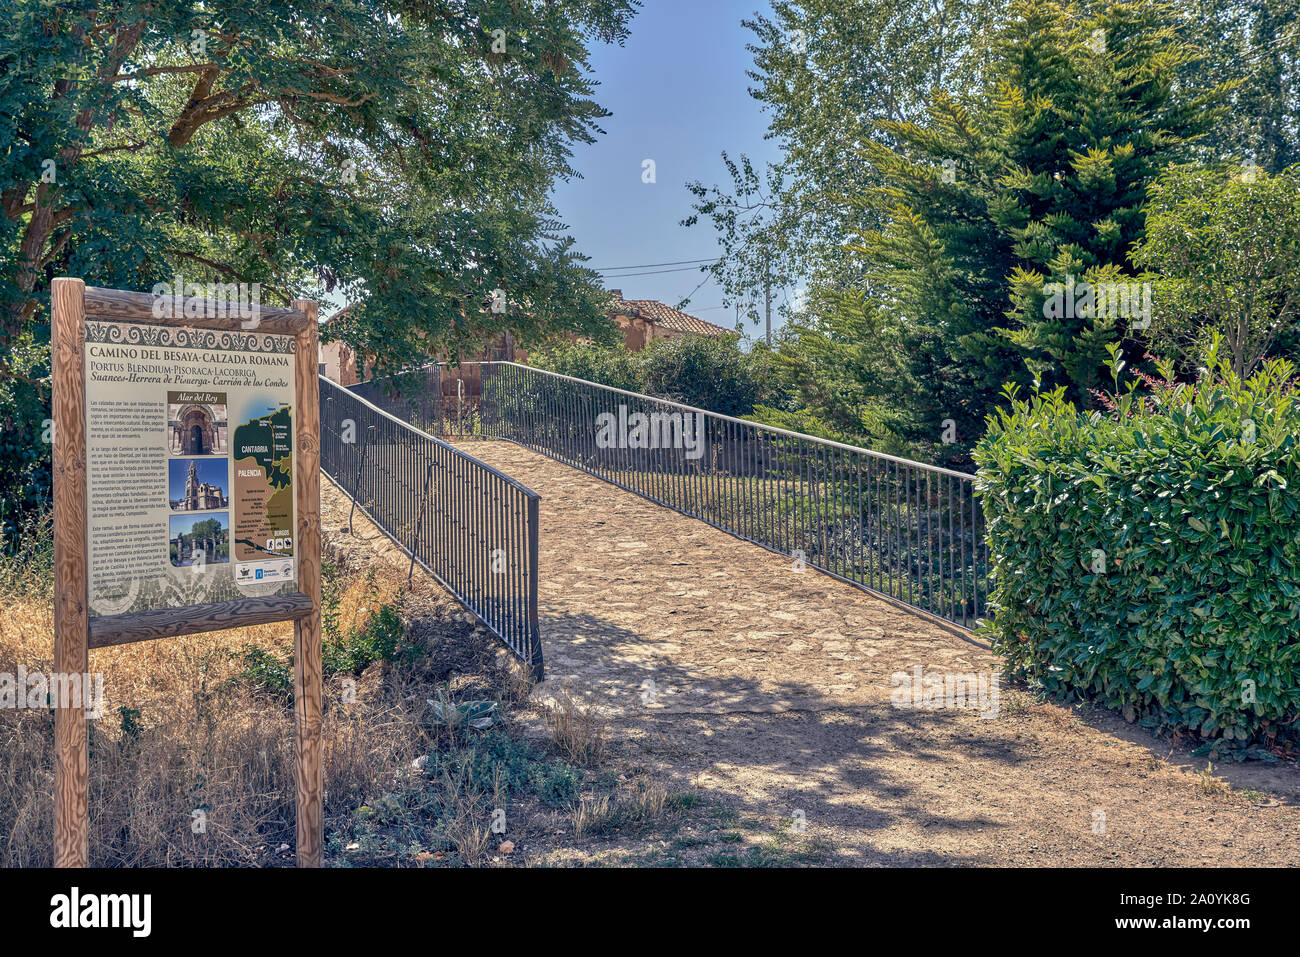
[608,292,733,337]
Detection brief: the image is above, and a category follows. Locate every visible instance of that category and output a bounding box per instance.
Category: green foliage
[231,644,294,703]
[640,334,771,417]
[0,336,50,546]
[915,1,1216,442]
[531,760,583,808]
[530,337,645,393]
[975,343,1300,756]
[1131,164,1300,376]
[765,295,928,457]
[851,0,1226,464]
[683,0,1002,329]
[0,507,52,598]
[1175,0,1300,174]
[695,0,1282,468]
[422,727,583,810]
[319,564,405,676]
[0,0,639,522]
[424,728,538,793]
[686,0,1295,337]
[531,334,773,417]
[232,564,406,698]
[744,404,853,444]
[324,601,404,677]
[321,562,345,648]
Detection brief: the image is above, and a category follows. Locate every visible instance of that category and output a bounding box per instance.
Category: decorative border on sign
[85,321,296,354]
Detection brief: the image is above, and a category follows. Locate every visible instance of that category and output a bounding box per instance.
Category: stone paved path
[397,441,1300,865]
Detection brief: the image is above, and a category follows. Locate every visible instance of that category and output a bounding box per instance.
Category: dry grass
[543,688,607,767]
[1,504,729,869]
[1197,763,1233,797]
[432,764,494,865]
[0,532,437,867]
[573,789,663,839]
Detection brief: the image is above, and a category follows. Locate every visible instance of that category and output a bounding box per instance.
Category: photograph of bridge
[168,513,230,567]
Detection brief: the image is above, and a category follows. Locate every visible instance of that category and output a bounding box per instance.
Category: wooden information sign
[51,278,322,867]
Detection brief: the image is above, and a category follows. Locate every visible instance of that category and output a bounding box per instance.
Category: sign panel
[54,281,322,868]
[83,322,298,616]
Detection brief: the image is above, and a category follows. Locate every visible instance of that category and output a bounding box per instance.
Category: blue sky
[550,0,787,336]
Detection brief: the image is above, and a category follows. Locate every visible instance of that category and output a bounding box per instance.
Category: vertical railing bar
[527,494,542,678]
[856,451,864,586]
[926,470,934,615]
[349,424,374,534]
[409,461,433,587]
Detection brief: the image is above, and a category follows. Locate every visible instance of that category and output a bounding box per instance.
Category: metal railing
[352,363,988,631]
[319,377,543,678]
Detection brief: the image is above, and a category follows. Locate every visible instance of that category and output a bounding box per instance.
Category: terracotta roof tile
[608,296,733,337]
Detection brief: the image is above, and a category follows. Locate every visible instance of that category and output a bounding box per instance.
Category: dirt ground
[324,441,1300,867]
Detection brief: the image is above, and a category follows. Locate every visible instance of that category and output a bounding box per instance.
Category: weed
[1197,763,1231,797]
[533,762,583,809]
[573,788,687,839]
[230,644,293,702]
[545,689,607,766]
[425,685,499,736]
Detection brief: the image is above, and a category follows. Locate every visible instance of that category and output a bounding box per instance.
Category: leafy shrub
[531,333,773,417]
[530,338,645,393]
[745,404,855,444]
[640,333,770,417]
[531,761,583,808]
[321,566,406,676]
[424,728,540,795]
[232,564,406,699]
[975,344,1300,756]
[231,645,294,702]
[323,600,404,676]
[1130,164,1300,378]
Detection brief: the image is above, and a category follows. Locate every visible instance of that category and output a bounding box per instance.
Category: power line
[592,257,720,272]
[675,270,716,311]
[598,264,715,279]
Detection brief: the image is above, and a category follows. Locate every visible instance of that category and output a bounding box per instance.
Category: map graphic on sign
[231,400,296,589]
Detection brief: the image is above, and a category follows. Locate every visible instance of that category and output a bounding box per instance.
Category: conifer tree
[810,0,1228,464]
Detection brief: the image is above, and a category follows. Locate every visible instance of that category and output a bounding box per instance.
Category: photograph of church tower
[168,458,230,512]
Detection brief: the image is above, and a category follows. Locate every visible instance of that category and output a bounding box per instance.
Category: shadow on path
[444,441,1300,866]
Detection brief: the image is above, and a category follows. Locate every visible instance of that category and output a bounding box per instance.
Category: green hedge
[975,349,1300,757]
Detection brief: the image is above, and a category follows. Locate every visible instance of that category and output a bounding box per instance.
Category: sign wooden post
[52,278,90,869]
[291,299,323,867]
[51,279,323,867]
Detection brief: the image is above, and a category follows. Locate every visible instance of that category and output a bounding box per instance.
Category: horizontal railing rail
[351,362,989,631]
[319,376,542,678]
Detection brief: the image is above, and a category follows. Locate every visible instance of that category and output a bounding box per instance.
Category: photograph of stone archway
[167,396,228,456]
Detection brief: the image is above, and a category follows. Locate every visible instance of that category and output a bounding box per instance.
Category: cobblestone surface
[323,442,1300,866]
